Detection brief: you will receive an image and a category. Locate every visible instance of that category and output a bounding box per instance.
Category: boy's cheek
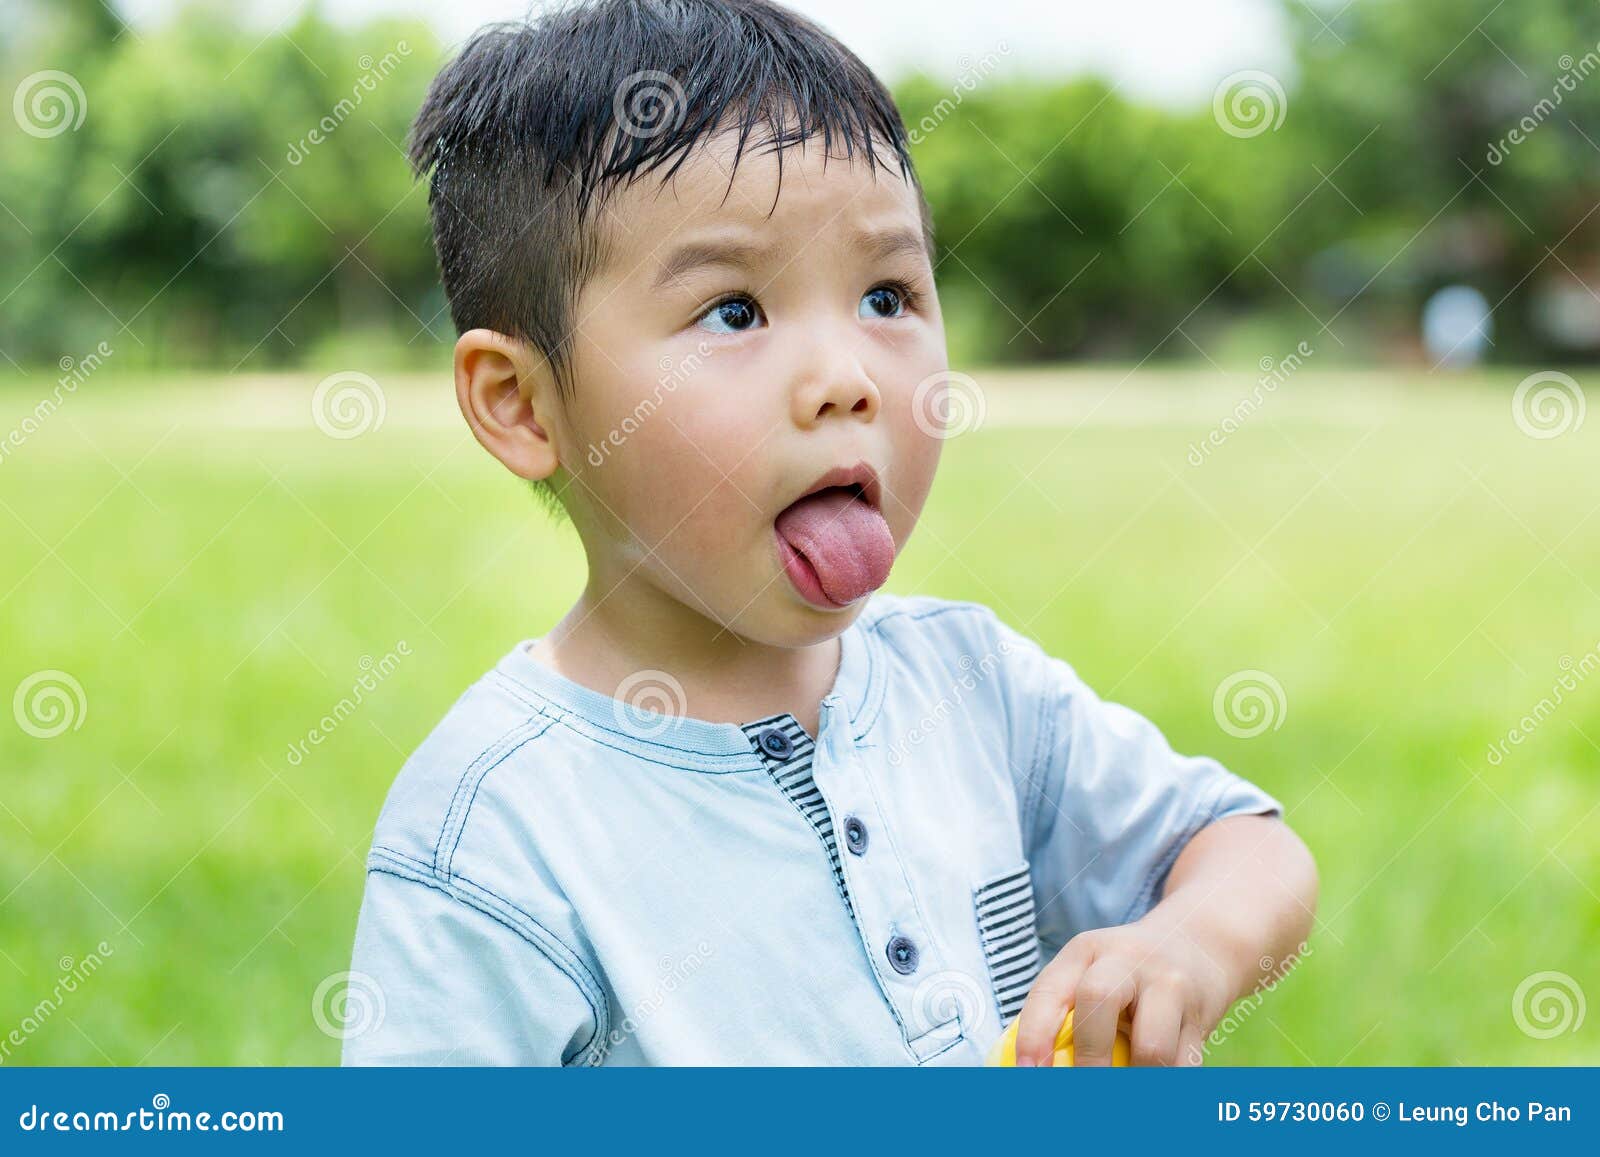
[565,361,743,478]
[882,390,945,522]
[601,411,769,535]
[610,446,753,543]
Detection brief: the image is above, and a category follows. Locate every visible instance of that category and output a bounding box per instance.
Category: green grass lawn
[1,365,1596,1065]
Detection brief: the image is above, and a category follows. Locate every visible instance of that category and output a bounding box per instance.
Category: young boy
[343,0,1317,1067]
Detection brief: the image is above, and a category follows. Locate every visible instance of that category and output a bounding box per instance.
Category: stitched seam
[854,622,885,738]
[1021,673,1055,857]
[857,602,990,737]
[434,718,552,877]
[823,761,936,1055]
[836,597,930,737]
[874,600,992,627]
[742,720,915,1048]
[1126,784,1282,921]
[545,712,766,773]
[746,723,853,916]
[915,1023,967,1064]
[1118,777,1235,926]
[442,725,567,879]
[372,847,606,1005]
[366,852,609,1065]
[854,752,948,966]
[873,600,1051,848]
[769,781,852,913]
[488,672,764,771]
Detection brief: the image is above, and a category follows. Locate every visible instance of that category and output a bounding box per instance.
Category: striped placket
[739,713,853,917]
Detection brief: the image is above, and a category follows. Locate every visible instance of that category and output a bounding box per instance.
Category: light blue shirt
[342,592,1282,1066]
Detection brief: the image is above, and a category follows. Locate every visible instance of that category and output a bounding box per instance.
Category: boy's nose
[790,342,881,429]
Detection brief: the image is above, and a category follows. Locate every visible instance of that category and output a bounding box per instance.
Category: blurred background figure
[1423,286,1493,367]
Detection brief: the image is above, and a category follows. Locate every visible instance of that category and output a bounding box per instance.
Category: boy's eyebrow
[651,238,778,292]
[650,224,929,292]
[851,223,930,265]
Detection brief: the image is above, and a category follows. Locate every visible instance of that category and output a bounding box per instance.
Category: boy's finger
[1012,950,1089,1066]
[1066,961,1135,1066]
[1177,1021,1207,1067]
[1127,986,1183,1066]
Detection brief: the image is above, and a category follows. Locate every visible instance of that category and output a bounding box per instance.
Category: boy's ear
[454,328,561,481]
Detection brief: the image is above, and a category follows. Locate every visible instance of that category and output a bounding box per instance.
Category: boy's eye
[696,294,765,334]
[859,285,905,319]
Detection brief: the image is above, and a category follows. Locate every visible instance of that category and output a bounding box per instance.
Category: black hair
[407,0,929,508]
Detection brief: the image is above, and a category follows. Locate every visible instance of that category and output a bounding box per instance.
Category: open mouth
[773,469,895,609]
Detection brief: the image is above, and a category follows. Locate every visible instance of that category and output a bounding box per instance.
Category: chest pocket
[972,861,1043,1022]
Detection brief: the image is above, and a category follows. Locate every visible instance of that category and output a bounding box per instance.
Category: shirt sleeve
[340,867,602,1066]
[985,611,1284,950]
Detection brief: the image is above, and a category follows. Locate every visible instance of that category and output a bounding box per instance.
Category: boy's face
[552,129,948,647]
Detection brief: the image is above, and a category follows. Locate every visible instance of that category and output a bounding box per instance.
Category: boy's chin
[743,590,874,648]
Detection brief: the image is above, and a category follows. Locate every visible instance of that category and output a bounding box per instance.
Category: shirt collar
[491,602,876,767]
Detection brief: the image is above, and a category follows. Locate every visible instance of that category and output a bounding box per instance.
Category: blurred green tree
[1284,0,1600,362]
[1,2,440,369]
[2,0,1596,371]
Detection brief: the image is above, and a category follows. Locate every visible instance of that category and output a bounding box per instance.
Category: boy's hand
[1012,814,1319,1068]
[1011,911,1232,1067]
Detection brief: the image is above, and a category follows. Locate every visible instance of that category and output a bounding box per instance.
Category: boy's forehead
[597,130,923,269]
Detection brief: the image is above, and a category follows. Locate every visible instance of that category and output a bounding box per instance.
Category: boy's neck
[529,581,842,739]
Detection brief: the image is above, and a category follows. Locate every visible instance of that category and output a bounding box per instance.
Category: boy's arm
[1013,813,1318,1067]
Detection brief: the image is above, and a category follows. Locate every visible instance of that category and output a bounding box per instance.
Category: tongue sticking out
[775,487,895,605]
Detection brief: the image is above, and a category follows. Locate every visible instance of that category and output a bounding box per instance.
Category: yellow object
[986,1008,1132,1067]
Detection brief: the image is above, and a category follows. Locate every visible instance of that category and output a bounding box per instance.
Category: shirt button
[886,935,919,975]
[843,815,868,855]
[757,727,794,760]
